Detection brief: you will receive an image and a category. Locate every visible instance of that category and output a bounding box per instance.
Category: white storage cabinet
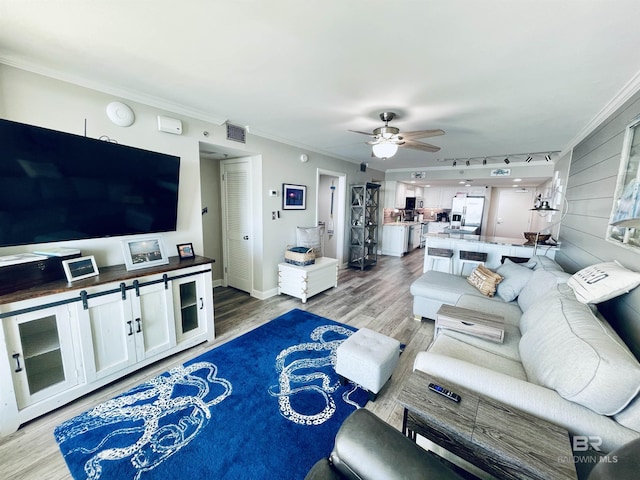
[0,257,214,436]
[278,257,338,303]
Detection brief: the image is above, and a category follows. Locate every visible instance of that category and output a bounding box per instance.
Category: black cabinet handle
[127,320,133,336]
[120,282,127,300]
[136,318,142,333]
[199,297,204,310]
[12,353,22,372]
[133,280,140,297]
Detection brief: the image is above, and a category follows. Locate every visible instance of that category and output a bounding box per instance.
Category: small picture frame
[283,183,307,210]
[177,242,195,260]
[121,236,169,271]
[62,255,99,282]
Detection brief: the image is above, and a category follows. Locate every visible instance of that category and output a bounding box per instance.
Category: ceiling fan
[350,112,445,159]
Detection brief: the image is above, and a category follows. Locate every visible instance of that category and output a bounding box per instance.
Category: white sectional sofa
[410,255,640,453]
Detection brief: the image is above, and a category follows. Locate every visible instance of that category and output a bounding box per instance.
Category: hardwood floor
[0,250,436,480]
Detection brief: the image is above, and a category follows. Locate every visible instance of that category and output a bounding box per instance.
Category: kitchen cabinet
[423,187,457,209]
[0,256,214,436]
[382,224,409,257]
[349,183,380,270]
[395,182,407,208]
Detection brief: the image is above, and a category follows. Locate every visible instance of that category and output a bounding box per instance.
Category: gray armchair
[304,409,463,480]
[306,408,640,480]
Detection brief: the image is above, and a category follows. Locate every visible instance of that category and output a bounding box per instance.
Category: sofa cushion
[467,265,503,297]
[429,332,527,380]
[519,294,640,415]
[531,255,565,272]
[495,259,536,302]
[411,270,482,304]
[517,268,571,312]
[567,261,640,304]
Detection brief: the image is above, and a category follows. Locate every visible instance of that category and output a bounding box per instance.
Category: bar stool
[425,247,454,273]
[459,250,488,276]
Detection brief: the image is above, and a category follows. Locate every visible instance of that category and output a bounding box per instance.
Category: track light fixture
[437,151,560,165]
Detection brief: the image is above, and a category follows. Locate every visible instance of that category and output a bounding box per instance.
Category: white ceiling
[2,0,640,175]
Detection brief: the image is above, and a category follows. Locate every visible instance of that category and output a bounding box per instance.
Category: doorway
[220,158,253,294]
[316,169,346,263]
[492,188,535,238]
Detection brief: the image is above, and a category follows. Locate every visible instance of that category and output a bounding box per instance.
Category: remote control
[428,382,461,403]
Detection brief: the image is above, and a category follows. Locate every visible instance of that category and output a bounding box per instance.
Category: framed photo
[121,236,169,271]
[283,183,307,210]
[62,255,99,282]
[177,242,195,260]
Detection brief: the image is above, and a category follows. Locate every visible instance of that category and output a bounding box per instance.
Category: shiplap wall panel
[557,88,640,358]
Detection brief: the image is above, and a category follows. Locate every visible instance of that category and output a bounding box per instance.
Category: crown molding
[561,69,640,156]
[0,56,228,126]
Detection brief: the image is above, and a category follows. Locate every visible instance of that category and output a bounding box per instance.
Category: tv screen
[0,118,180,247]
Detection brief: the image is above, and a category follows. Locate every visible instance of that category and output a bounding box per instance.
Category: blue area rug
[54,309,368,480]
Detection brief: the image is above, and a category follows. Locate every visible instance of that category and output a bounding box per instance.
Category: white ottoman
[335,328,401,401]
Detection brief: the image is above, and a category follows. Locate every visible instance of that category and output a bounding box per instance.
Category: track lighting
[482,158,487,165]
[525,156,533,163]
[452,160,456,167]
[443,150,559,166]
[504,158,510,164]
[465,160,470,167]
[545,154,551,162]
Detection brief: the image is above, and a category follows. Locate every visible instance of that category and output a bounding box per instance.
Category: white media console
[0,256,214,436]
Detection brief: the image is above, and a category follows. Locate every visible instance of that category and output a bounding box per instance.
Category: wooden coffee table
[397,371,577,480]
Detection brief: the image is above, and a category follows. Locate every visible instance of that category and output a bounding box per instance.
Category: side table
[397,371,577,480]
[277,257,338,303]
[436,304,505,343]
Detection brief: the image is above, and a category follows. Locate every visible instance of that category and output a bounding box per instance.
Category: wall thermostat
[268,189,278,197]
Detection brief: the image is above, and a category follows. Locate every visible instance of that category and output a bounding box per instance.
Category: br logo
[573,435,602,452]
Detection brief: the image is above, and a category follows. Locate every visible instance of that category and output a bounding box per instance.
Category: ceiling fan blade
[402,139,441,153]
[399,129,446,140]
[349,129,377,137]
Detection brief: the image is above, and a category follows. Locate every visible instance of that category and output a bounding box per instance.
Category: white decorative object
[106,101,135,127]
[62,255,99,282]
[277,257,338,303]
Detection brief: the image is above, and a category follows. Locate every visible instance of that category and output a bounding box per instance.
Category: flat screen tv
[0,118,180,247]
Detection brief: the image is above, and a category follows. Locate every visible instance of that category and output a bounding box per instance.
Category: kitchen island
[423,233,557,274]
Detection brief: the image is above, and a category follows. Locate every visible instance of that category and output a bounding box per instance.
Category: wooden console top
[0,255,213,305]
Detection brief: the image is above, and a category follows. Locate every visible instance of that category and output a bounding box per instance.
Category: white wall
[0,65,384,297]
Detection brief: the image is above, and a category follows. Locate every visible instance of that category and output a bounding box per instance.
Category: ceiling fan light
[372,142,398,159]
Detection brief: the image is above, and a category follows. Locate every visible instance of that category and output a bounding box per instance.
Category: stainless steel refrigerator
[451,195,485,231]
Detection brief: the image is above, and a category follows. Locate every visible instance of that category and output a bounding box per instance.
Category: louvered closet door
[221,160,253,293]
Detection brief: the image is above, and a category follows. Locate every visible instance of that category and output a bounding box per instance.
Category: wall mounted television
[0,118,181,247]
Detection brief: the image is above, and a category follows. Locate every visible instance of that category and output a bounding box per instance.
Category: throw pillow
[495,259,536,302]
[567,261,640,304]
[296,226,322,257]
[467,265,503,297]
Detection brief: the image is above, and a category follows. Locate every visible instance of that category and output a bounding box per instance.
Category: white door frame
[316,168,346,265]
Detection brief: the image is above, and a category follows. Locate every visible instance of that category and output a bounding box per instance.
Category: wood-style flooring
[0,250,438,480]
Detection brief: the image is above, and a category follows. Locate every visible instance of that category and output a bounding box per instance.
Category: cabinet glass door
[7,306,78,409]
[173,276,207,343]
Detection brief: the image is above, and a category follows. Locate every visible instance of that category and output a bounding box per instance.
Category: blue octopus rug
[54,309,368,480]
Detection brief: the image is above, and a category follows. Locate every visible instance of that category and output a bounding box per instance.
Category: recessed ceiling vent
[226,123,246,143]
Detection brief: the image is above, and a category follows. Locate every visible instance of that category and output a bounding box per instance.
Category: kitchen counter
[423,233,558,273]
[383,221,422,226]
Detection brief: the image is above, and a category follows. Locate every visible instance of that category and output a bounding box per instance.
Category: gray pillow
[495,259,535,302]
